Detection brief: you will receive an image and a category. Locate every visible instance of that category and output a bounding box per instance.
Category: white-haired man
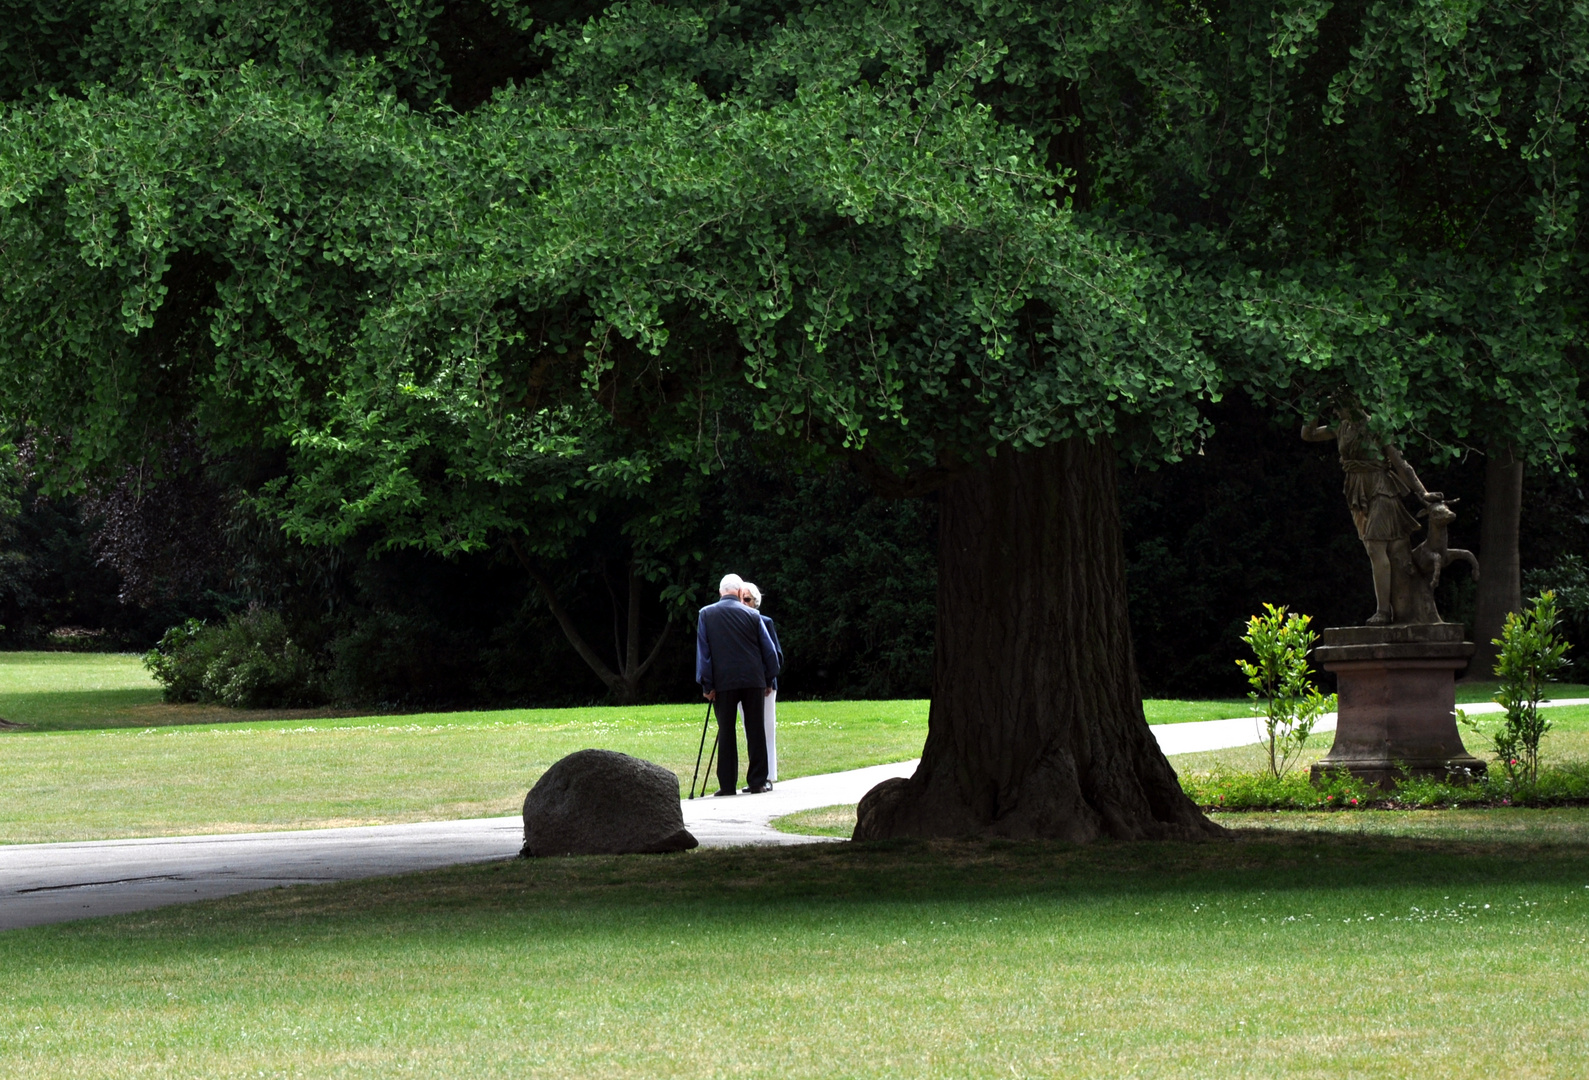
[695,573,780,795]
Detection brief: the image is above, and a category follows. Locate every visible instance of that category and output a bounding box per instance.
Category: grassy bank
[0,654,1297,844]
[4,814,1588,1078]
[7,652,1588,845]
[0,700,928,844]
[0,653,1287,733]
[0,652,352,732]
[0,697,1322,845]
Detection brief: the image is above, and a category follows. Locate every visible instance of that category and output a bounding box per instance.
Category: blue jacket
[696,596,781,692]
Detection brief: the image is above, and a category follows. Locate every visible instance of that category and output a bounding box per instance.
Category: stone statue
[1302,408,1478,625]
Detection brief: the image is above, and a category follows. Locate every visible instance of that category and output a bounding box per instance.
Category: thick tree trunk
[854,439,1222,842]
[1466,448,1523,680]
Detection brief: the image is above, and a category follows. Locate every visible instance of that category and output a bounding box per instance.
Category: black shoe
[713,788,736,797]
[745,783,773,794]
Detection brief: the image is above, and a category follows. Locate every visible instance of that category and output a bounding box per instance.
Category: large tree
[1,1,1583,840]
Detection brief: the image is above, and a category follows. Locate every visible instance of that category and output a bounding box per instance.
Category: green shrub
[1522,556,1589,680]
[1235,603,1335,778]
[1183,767,1374,810]
[1386,762,1589,808]
[1489,591,1571,785]
[324,611,474,707]
[144,608,325,708]
[1186,762,1589,811]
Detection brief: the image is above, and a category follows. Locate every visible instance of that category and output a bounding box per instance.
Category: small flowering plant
[1181,765,1373,810]
[1313,769,1372,810]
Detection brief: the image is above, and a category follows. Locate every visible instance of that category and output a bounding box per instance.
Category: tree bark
[854,438,1222,842]
[1466,448,1523,680]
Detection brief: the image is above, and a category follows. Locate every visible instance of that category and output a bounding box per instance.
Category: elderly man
[696,573,781,795]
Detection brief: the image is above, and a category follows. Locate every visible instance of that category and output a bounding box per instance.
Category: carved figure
[1413,500,1480,589]
[1302,407,1474,625]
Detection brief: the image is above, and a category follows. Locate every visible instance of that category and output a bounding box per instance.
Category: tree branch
[850,445,972,498]
[601,563,625,675]
[625,562,643,677]
[509,540,622,692]
[632,617,673,683]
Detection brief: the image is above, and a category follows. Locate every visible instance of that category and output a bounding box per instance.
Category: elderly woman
[739,582,783,785]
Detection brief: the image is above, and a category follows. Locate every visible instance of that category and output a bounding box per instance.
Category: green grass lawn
[4,653,1587,734]
[0,652,358,732]
[1141,697,1251,723]
[0,653,1304,844]
[7,656,1589,1077]
[4,815,1588,1078]
[6,652,1587,845]
[773,803,858,837]
[0,651,164,730]
[1459,678,1589,703]
[0,700,930,844]
[0,653,1265,732]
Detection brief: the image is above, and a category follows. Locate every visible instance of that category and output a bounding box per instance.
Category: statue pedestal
[1310,624,1486,788]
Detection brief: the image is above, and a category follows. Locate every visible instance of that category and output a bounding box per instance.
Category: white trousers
[738,689,777,783]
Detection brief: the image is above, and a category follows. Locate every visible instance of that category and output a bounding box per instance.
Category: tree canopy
[6,1,1580,558]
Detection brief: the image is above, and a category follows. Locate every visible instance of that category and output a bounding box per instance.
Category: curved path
[4,700,1584,931]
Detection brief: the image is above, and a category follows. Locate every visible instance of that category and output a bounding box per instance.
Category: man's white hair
[718,573,745,595]
[741,582,763,609]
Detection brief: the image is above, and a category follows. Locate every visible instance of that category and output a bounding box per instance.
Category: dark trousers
[713,687,768,792]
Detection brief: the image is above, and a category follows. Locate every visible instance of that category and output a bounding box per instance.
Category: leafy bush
[1186,763,1589,811]
[1182,767,1373,810]
[325,611,480,707]
[1382,763,1589,808]
[1235,604,1335,778]
[144,608,325,708]
[1522,557,1589,679]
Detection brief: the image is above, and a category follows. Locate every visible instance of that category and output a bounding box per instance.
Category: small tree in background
[1491,592,1571,785]
[1237,605,1334,779]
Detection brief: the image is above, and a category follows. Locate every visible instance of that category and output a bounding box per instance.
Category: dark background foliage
[3,0,1585,707]
[7,398,1585,703]
[1118,400,1493,696]
[0,485,201,651]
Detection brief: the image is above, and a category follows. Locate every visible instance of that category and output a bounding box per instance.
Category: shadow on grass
[67,824,1589,949]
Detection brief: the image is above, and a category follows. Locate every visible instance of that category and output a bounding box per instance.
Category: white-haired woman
[739,582,782,785]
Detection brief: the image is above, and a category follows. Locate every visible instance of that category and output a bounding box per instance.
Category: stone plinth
[1310,623,1486,788]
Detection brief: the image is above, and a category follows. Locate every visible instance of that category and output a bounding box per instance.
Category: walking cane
[703,720,720,796]
[688,700,713,799]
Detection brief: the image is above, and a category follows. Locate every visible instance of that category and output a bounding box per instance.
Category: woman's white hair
[741,582,763,609]
[718,573,746,595]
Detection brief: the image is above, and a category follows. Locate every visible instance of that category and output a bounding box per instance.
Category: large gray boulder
[521,749,698,857]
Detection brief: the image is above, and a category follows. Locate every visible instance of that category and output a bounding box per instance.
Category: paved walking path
[0,761,924,932]
[6,699,1587,931]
